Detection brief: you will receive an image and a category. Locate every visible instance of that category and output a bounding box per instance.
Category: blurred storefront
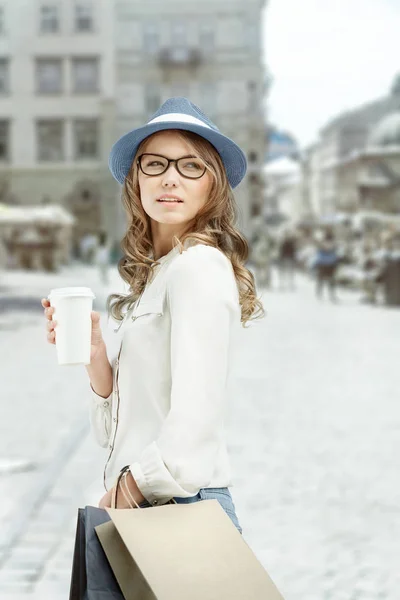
[0,203,75,271]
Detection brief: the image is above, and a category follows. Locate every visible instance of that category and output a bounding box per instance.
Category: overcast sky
[263,0,400,148]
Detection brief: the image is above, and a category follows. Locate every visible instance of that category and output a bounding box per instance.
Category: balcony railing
[158,47,202,68]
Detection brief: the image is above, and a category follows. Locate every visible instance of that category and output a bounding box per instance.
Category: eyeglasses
[137,153,207,179]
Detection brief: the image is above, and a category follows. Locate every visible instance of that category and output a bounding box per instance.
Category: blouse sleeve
[89,357,117,448]
[129,245,239,505]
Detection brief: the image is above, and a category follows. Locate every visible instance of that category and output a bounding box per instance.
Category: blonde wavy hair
[107,130,265,327]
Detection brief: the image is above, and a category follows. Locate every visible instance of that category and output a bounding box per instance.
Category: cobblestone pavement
[0,265,399,599]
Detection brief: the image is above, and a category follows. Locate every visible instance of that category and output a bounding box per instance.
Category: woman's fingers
[91,311,101,324]
[42,298,55,344]
[46,319,57,332]
[42,303,54,320]
[41,298,54,318]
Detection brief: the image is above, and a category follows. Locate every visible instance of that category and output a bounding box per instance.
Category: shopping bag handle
[111,466,177,509]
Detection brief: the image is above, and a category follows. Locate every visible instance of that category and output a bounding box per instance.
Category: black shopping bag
[69,506,125,600]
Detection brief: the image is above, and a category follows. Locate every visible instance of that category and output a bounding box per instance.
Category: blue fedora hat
[108,97,247,189]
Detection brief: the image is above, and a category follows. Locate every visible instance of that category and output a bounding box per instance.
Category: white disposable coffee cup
[48,287,96,366]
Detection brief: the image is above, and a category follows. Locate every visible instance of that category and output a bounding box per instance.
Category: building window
[74,1,94,32]
[143,24,159,56]
[171,22,187,47]
[245,22,258,50]
[0,58,9,94]
[0,120,9,160]
[199,23,215,55]
[0,7,5,35]
[71,57,99,93]
[39,4,60,33]
[73,119,99,159]
[37,120,64,161]
[199,82,216,116]
[36,58,63,94]
[145,83,161,116]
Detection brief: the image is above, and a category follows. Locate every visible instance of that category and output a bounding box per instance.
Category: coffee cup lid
[48,287,96,300]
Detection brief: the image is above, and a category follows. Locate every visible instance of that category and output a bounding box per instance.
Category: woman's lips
[157,201,183,207]
[157,196,184,205]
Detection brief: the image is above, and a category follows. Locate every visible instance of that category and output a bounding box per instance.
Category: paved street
[0,263,399,599]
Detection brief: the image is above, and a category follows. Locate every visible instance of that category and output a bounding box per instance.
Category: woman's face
[137,131,213,231]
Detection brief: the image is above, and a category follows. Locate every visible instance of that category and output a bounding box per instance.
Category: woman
[42,97,264,535]
[314,228,339,303]
[94,230,111,285]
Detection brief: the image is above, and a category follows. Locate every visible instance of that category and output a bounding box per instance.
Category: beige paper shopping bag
[95,499,284,600]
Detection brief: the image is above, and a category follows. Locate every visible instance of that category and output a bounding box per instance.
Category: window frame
[35,57,63,95]
[199,82,216,117]
[0,119,10,161]
[0,6,6,36]
[0,57,10,94]
[71,57,99,94]
[171,21,187,47]
[199,23,215,55]
[39,3,60,34]
[143,23,160,56]
[73,118,99,160]
[74,0,94,33]
[36,119,65,162]
[144,83,162,117]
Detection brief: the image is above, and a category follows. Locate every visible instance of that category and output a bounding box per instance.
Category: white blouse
[90,243,242,506]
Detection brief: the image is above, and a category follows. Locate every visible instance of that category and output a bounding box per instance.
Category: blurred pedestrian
[95,230,111,285]
[357,238,397,305]
[251,230,273,288]
[314,229,339,302]
[278,230,297,291]
[80,231,98,264]
[380,235,400,306]
[358,242,382,304]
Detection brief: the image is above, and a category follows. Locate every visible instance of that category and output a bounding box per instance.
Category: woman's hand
[98,488,113,509]
[98,472,146,509]
[41,298,106,362]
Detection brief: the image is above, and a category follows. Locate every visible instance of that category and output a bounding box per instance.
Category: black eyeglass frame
[137,153,208,180]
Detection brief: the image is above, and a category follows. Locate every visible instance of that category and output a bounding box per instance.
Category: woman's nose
[161,163,180,187]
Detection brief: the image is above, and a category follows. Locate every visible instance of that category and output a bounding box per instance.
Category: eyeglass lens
[139,154,206,178]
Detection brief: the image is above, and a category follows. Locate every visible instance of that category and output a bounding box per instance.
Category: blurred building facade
[261,77,400,231]
[334,112,400,216]
[263,157,303,224]
[306,76,400,219]
[114,0,268,236]
[0,0,118,259]
[267,126,299,162]
[0,0,268,267]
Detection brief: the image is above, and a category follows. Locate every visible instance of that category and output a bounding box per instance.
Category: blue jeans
[139,487,243,534]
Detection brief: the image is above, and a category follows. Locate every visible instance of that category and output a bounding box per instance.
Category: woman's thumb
[91,311,101,328]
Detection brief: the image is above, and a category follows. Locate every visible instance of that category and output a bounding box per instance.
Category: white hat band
[148,113,212,129]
